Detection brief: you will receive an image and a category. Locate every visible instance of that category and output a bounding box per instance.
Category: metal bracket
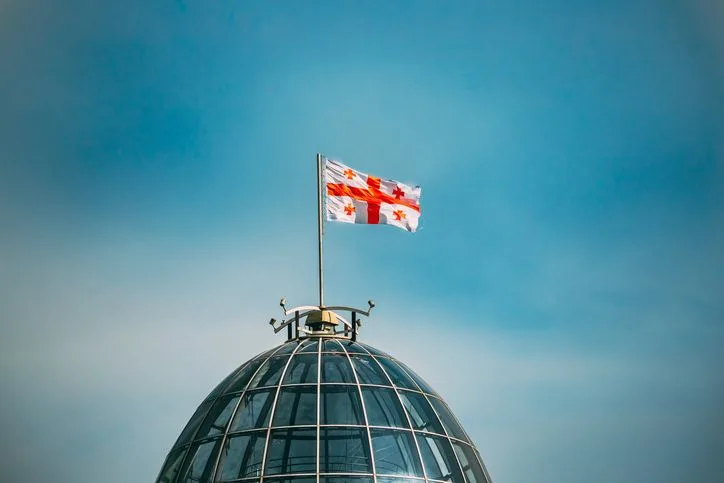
[269,298,376,340]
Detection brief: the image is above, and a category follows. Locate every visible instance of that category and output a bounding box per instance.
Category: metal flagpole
[316,153,324,307]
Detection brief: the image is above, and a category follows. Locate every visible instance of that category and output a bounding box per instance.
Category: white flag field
[325,159,422,232]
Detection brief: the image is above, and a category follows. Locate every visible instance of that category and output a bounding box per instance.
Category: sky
[0,0,722,482]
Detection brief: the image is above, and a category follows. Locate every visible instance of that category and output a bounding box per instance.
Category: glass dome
[157,337,492,483]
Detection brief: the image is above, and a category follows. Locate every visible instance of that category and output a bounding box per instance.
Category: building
[157,304,493,483]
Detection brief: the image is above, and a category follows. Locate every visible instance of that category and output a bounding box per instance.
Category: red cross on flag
[325,159,422,232]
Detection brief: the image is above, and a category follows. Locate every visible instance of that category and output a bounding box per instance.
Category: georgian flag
[325,159,422,232]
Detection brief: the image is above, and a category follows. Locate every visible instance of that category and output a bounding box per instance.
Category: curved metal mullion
[258,338,306,481]
[338,339,378,483]
[356,345,429,483]
[285,382,356,387]
[171,349,273,483]
[375,473,427,481]
[215,421,472,446]
[470,445,494,483]
[225,471,385,482]
[395,362,473,443]
[158,360,251,483]
[208,342,292,482]
[357,382,435,395]
[154,445,187,483]
[388,356,469,483]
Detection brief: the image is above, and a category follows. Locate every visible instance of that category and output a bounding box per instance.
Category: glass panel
[206,365,244,401]
[350,354,390,385]
[195,394,239,440]
[376,478,425,483]
[225,358,266,393]
[375,357,418,390]
[157,447,186,483]
[320,478,374,483]
[320,427,372,473]
[340,341,367,354]
[320,385,365,425]
[266,478,317,483]
[323,339,345,352]
[179,438,222,482]
[249,355,291,389]
[274,342,300,355]
[361,387,409,429]
[321,353,356,383]
[394,360,438,396]
[254,346,283,360]
[398,391,445,434]
[265,428,317,475]
[229,389,275,432]
[452,443,489,483]
[273,386,317,426]
[427,397,470,442]
[298,340,319,353]
[283,354,318,384]
[174,400,213,447]
[217,431,266,481]
[359,342,391,357]
[415,434,463,482]
[370,429,424,477]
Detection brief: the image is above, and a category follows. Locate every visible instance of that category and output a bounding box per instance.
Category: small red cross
[392,186,405,199]
[344,168,355,180]
[344,204,356,216]
[393,210,406,221]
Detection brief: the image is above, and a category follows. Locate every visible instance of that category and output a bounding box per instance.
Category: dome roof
[157,337,492,483]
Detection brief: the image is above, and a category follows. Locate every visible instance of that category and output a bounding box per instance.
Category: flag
[325,159,422,232]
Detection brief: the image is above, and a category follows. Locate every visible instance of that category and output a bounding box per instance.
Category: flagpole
[316,153,324,307]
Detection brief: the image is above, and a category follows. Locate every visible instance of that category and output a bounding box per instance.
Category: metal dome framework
[157,335,492,483]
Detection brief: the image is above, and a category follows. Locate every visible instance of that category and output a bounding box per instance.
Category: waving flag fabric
[325,159,422,232]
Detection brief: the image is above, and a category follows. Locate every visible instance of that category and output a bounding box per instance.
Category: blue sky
[0,0,722,482]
